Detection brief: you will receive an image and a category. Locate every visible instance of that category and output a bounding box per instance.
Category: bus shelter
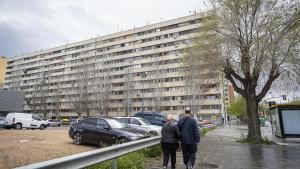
[270,104,300,138]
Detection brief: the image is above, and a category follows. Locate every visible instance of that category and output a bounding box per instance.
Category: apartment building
[5,12,228,121]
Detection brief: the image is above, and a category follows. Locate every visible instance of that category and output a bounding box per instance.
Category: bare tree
[91,67,112,117]
[51,82,62,119]
[152,64,165,112]
[184,52,222,116]
[30,71,49,118]
[69,63,92,117]
[188,0,299,142]
[122,65,134,116]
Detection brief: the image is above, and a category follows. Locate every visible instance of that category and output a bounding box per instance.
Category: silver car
[116,117,162,136]
[46,119,61,127]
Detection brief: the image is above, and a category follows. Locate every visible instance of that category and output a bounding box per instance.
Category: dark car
[134,112,167,126]
[69,117,149,146]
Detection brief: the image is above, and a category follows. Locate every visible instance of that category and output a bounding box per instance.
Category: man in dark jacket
[177,107,200,169]
[161,115,181,169]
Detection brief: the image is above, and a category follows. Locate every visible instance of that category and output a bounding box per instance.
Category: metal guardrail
[15,136,161,169]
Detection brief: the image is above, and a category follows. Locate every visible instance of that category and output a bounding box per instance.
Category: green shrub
[200,126,217,136]
[89,144,162,169]
[200,128,207,136]
[142,144,162,158]
[89,161,111,169]
[117,151,146,169]
[237,135,274,145]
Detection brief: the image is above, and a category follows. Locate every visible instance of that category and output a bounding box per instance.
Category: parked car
[4,112,47,130]
[46,119,61,127]
[69,117,149,146]
[134,111,167,126]
[0,117,5,128]
[70,118,83,125]
[116,117,162,136]
[60,119,70,125]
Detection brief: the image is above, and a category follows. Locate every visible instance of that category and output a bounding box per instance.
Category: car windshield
[139,118,151,125]
[106,119,126,129]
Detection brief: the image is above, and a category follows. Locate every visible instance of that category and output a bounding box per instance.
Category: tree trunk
[245,94,262,142]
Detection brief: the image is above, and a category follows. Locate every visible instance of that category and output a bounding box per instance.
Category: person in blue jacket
[177,107,200,169]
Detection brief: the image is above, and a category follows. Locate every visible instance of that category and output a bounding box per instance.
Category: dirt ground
[0,127,96,169]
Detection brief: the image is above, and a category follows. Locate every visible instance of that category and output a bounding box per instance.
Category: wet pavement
[146,123,300,169]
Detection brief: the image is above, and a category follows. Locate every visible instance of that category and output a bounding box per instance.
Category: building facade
[0,56,7,84]
[5,12,228,120]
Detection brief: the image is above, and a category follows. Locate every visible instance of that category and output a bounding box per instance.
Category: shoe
[162,166,167,169]
[187,162,193,169]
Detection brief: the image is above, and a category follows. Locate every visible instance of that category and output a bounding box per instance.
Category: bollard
[112,159,117,169]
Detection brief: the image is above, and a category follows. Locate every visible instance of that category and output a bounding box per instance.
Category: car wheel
[39,124,46,130]
[149,131,158,136]
[73,132,82,145]
[117,137,129,144]
[15,123,22,130]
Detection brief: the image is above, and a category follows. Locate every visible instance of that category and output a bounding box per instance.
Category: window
[118,118,129,124]
[140,118,151,125]
[32,115,41,121]
[106,119,125,129]
[97,119,109,129]
[84,119,97,129]
[130,119,141,125]
[154,115,164,121]
[143,115,153,121]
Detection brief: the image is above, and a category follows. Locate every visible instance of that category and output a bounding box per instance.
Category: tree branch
[224,69,245,96]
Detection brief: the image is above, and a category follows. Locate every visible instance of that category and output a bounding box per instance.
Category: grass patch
[200,126,217,136]
[237,133,274,144]
[89,144,162,169]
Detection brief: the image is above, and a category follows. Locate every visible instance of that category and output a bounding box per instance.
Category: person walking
[161,115,181,169]
[177,107,200,169]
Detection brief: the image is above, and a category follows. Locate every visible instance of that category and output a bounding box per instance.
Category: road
[0,127,95,169]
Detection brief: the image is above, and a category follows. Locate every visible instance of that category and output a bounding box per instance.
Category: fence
[15,136,161,169]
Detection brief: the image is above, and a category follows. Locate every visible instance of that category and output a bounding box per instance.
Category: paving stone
[146,123,300,169]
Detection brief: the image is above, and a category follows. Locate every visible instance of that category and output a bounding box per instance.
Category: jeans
[181,143,197,167]
[161,142,177,169]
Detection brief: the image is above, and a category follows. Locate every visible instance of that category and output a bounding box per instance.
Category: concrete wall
[0,89,24,113]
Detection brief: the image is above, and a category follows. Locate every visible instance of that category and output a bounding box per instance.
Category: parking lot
[0,127,96,169]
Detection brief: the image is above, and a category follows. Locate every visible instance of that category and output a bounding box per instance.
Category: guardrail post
[112,159,117,169]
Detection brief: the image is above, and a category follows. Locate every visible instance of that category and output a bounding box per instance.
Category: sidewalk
[146,123,300,169]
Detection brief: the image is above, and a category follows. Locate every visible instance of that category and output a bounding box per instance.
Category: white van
[4,112,47,130]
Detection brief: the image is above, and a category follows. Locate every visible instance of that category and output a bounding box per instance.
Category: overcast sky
[0,0,207,57]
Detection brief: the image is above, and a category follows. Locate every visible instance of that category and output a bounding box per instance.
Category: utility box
[270,104,300,138]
